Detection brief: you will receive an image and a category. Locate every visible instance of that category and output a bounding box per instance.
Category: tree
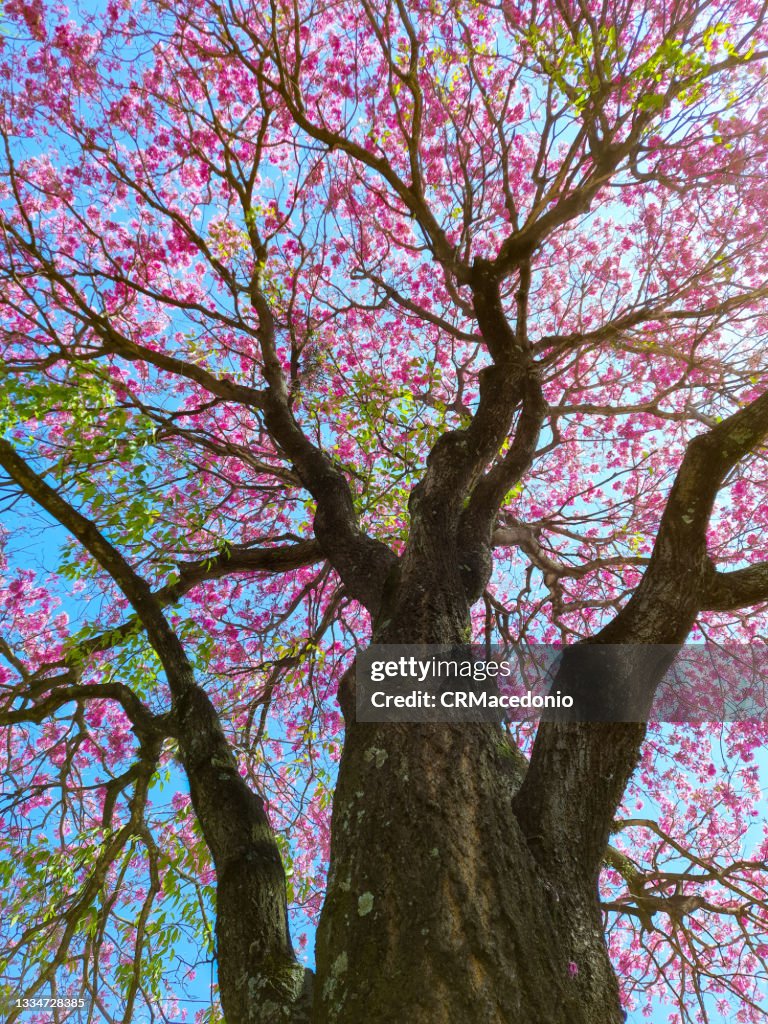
[2,0,768,1021]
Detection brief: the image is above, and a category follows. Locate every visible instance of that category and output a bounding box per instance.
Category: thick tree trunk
[314,721,624,1023]
[313,579,626,1024]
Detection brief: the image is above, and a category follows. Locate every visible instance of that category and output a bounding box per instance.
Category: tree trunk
[175,683,312,1024]
[313,578,626,1024]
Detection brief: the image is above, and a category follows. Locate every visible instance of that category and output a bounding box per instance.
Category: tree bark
[313,579,625,1024]
[175,683,312,1024]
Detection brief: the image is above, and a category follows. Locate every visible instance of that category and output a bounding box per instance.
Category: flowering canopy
[2,0,768,1021]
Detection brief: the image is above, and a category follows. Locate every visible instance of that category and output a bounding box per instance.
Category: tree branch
[0,202,395,617]
[0,678,169,742]
[701,563,768,611]
[514,386,768,881]
[0,439,311,1021]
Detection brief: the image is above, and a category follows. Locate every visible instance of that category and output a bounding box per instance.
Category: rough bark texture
[313,570,625,1024]
[314,720,626,1024]
[176,685,312,1024]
